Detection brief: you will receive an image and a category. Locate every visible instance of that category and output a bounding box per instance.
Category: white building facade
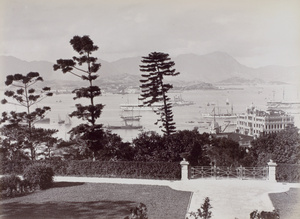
[237,106,294,137]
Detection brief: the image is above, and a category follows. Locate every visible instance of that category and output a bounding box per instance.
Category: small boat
[58,115,65,124]
[35,118,50,124]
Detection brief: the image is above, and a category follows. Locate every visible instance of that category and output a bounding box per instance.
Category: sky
[0,0,299,68]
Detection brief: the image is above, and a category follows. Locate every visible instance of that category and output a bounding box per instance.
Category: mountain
[173,52,255,82]
[1,52,299,88]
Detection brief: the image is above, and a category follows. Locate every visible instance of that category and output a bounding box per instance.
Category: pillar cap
[267,159,277,166]
[180,158,189,165]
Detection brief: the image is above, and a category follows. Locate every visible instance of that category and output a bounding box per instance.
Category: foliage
[206,137,248,167]
[249,126,300,166]
[53,35,105,160]
[139,52,179,135]
[132,131,165,161]
[2,160,181,180]
[276,163,300,182]
[0,174,22,197]
[165,129,211,165]
[56,130,133,161]
[0,72,57,160]
[23,163,54,190]
[132,129,211,165]
[250,209,280,219]
[124,203,148,219]
[132,129,249,167]
[187,197,212,219]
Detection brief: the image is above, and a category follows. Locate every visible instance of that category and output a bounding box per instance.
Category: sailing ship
[202,105,237,119]
[107,110,143,130]
[65,115,72,126]
[171,94,194,106]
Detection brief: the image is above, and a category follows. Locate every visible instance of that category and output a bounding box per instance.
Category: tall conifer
[53,35,104,160]
[139,52,179,135]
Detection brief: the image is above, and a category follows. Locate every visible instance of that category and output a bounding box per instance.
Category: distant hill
[1,52,299,89]
[216,77,265,85]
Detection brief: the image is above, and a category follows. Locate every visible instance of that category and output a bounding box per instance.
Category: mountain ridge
[1,52,299,87]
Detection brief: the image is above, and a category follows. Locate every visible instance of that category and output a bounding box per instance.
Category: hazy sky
[0,0,299,67]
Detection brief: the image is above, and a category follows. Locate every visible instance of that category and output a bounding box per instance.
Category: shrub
[23,163,54,190]
[124,203,148,219]
[276,164,300,182]
[250,209,279,219]
[187,197,212,219]
[0,174,22,197]
[2,160,181,180]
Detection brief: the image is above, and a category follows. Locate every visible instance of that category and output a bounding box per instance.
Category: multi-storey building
[237,105,294,137]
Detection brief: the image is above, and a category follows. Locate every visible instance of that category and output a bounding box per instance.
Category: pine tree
[53,35,105,160]
[139,52,179,136]
[0,72,56,160]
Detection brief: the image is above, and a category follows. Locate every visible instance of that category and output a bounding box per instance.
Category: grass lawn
[0,182,191,219]
[269,188,300,219]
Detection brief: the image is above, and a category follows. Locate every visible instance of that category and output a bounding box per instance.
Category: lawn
[0,182,191,219]
[269,188,300,219]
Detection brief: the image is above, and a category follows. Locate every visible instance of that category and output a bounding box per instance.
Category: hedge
[276,163,300,183]
[0,160,181,180]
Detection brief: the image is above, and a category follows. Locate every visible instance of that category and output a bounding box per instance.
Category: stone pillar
[267,159,277,182]
[180,158,190,181]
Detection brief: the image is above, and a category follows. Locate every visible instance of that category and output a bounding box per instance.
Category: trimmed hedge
[23,163,54,190]
[276,164,300,183]
[1,160,181,180]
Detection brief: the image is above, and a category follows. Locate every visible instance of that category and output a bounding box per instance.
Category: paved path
[54,176,300,219]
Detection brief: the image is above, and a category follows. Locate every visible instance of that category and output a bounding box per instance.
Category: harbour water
[1,84,299,142]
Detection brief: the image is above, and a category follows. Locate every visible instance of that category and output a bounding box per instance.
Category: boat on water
[202,113,237,119]
[107,112,143,130]
[35,118,50,124]
[107,123,143,130]
[65,115,72,126]
[267,100,300,109]
[172,95,194,107]
[202,106,237,119]
[120,103,163,111]
[58,115,65,124]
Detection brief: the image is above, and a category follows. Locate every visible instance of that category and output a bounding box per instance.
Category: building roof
[213,132,254,142]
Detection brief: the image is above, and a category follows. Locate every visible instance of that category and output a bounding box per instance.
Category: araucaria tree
[0,72,56,160]
[139,52,179,136]
[53,35,104,160]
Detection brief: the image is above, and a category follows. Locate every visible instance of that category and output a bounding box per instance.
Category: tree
[206,137,247,167]
[132,129,211,164]
[0,72,56,160]
[132,131,165,162]
[139,52,179,136]
[249,125,300,166]
[166,129,211,165]
[53,35,105,160]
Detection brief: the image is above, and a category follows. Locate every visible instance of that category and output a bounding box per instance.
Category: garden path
[54,176,300,219]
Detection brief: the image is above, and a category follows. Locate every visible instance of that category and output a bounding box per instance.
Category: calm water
[1,84,299,142]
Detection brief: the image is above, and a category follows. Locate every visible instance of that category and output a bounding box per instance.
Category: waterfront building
[236,105,294,137]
